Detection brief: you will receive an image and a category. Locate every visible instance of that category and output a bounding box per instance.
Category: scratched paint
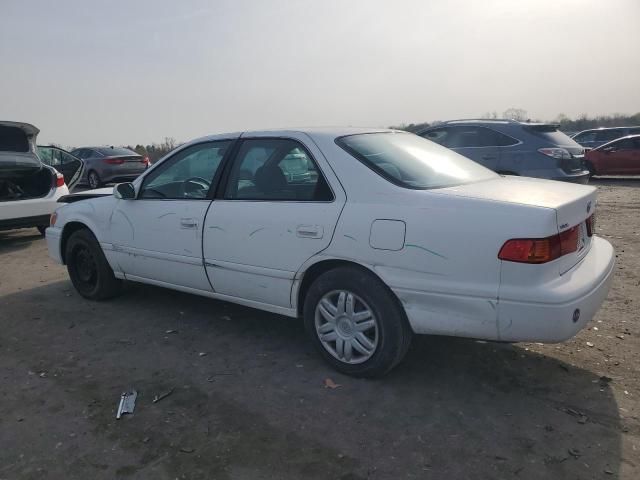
[405,244,448,260]
[249,227,265,237]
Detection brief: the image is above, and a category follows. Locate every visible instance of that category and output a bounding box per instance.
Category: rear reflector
[55,172,65,188]
[499,224,581,264]
[104,158,125,165]
[586,213,595,237]
[50,212,58,227]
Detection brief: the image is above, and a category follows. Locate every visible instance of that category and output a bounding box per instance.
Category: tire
[37,226,47,236]
[65,228,122,300]
[303,266,412,378]
[88,170,102,189]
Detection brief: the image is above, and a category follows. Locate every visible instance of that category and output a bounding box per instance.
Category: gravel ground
[0,178,638,479]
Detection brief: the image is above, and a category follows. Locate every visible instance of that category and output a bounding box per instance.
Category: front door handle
[296,225,323,239]
[180,218,198,229]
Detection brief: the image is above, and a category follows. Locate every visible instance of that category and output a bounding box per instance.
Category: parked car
[585,135,640,176]
[418,120,589,183]
[572,126,640,149]
[69,146,149,189]
[37,145,84,188]
[0,121,82,235]
[46,128,614,377]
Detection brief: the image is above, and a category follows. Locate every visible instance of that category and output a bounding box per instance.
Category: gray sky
[1,0,639,146]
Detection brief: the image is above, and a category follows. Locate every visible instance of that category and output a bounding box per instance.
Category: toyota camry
[46,128,615,377]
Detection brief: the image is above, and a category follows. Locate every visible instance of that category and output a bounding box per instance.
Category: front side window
[140,141,231,200]
[38,146,55,165]
[224,138,332,201]
[337,132,497,189]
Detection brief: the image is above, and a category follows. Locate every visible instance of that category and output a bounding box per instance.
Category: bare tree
[503,108,528,121]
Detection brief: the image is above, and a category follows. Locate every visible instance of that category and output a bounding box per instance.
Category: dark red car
[585,135,640,176]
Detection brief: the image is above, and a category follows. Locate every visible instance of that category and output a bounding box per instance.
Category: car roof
[575,126,640,134]
[186,127,397,145]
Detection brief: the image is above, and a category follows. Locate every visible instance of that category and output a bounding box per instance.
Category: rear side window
[596,129,624,142]
[224,138,332,201]
[0,126,29,152]
[422,126,517,148]
[524,125,579,146]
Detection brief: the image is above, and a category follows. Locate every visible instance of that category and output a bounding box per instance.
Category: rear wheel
[65,229,121,300]
[88,170,102,189]
[303,267,412,378]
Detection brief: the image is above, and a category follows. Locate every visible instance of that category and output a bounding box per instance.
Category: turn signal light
[50,212,58,227]
[499,225,581,264]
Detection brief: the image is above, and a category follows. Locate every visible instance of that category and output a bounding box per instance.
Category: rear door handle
[180,217,198,229]
[296,225,323,239]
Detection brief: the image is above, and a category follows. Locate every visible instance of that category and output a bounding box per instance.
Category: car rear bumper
[497,236,615,342]
[551,170,590,184]
[46,226,64,264]
[0,185,68,229]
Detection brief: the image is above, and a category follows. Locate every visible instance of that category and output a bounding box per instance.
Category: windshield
[337,132,497,189]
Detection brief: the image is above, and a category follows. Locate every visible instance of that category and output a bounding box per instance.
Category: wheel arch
[294,258,408,322]
[60,221,94,264]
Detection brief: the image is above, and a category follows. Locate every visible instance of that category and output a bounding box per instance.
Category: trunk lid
[439,176,597,274]
[0,121,42,179]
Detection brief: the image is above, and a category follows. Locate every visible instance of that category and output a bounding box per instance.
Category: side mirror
[114,182,136,200]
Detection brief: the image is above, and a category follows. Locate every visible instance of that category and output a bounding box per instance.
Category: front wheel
[303,267,412,378]
[65,229,121,300]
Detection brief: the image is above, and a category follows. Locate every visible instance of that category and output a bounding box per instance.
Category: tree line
[391,110,640,134]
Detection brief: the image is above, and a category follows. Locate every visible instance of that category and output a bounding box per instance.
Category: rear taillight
[55,172,65,188]
[499,225,581,264]
[142,156,150,167]
[104,158,125,165]
[538,147,571,160]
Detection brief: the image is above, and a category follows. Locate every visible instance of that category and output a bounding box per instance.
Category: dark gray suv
[418,120,589,184]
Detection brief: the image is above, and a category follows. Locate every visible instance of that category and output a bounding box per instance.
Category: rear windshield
[95,147,138,156]
[337,132,496,189]
[0,126,29,152]
[524,125,580,147]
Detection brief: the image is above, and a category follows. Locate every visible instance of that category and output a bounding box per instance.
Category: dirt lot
[0,179,638,479]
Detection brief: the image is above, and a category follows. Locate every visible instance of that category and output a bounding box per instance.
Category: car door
[603,138,634,174]
[37,146,84,189]
[109,139,234,290]
[631,138,640,174]
[202,133,345,308]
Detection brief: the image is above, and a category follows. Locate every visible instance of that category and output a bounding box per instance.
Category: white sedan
[1,122,83,234]
[46,128,615,377]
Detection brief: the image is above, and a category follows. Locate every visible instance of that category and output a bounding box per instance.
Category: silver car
[70,146,149,189]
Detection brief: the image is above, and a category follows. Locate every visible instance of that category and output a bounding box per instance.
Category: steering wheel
[182,176,211,196]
